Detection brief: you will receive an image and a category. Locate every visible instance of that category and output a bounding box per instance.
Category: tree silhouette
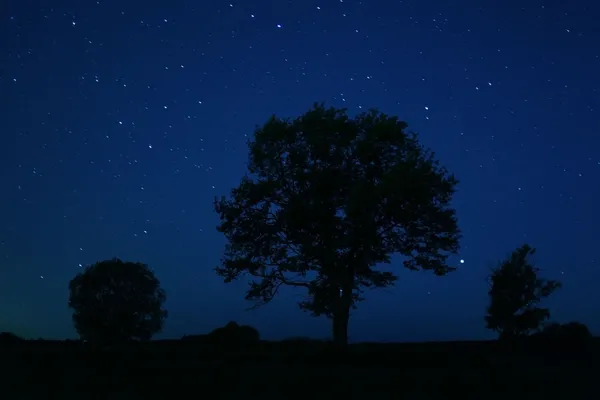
[214,103,461,347]
[485,244,561,340]
[68,258,167,346]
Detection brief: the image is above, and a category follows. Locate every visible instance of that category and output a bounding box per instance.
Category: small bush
[529,321,592,352]
[208,321,260,346]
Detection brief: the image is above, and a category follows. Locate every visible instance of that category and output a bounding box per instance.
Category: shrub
[207,321,260,346]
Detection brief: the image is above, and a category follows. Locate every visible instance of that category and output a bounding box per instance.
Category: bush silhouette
[207,321,260,345]
[68,258,168,346]
[530,321,592,352]
[560,321,592,340]
[214,102,461,347]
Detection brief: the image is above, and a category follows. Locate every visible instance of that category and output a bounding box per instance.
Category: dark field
[3,338,598,399]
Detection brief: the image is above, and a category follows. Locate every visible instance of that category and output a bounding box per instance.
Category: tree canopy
[214,102,461,346]
[68,258,167,345]
[485,244,561,340]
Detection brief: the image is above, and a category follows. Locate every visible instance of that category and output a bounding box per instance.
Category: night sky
[1,0,599,342]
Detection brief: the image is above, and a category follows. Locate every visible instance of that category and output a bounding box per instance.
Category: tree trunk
[332,308,350,348]
[331,283,352,349]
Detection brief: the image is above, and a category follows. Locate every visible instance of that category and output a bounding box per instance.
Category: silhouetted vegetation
[542,321,592,340]
[207,321,260,345]
[529,322,593,352]
[485,244,561,341]
[2,104,596,399]
[68,258,168,346]
[214,103,461,347]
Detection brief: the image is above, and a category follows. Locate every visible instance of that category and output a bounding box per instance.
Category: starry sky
[1,0,599,342]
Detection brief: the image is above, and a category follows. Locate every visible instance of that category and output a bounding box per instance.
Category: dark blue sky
[1,0,599,342]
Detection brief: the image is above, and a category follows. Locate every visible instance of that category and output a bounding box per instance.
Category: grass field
[2,338,598,399]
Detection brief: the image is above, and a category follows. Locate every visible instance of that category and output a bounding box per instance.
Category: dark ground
[2,338,598,399]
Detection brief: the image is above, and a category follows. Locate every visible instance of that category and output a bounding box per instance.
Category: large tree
[485,244,561,340]
[68,258,167,345]
[214,103,461,346]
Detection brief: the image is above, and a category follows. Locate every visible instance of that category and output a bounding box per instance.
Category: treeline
[2,243,591,352]
[2,103,592,350]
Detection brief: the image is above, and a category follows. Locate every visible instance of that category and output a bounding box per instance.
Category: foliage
[207,321,260,344]
[485,244,561,340]
[68,258,167,345]
[214,102,461,346]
